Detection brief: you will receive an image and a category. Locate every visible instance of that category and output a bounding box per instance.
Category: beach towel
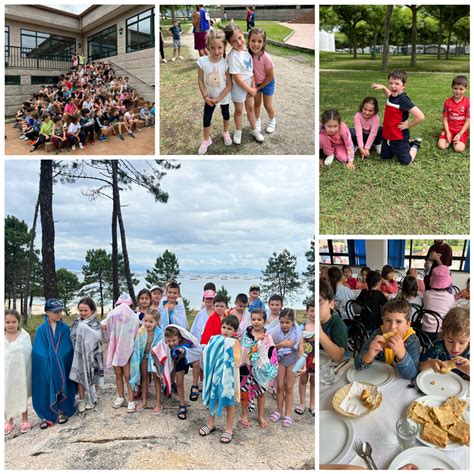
[5,328,32,419]
[265,317,280,334]
[32,317,76,422]
[248,297,266,315]
[69,315,104,404]
[130,325,163,390]
[271,324,302,356]
[102,303,139,370]
[234,309,251,341]
[190,307,211,341]
[203,335,241,416]
[160,300,188,329]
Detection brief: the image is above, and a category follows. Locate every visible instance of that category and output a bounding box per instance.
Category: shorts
[173,39,181,48]
[231,76,252,103]
[174,356,190,374]
[278,351,298,368]
[257,79,275,96]
[381,136,412,165]
[439,128,468,144]
[194,31,207,51]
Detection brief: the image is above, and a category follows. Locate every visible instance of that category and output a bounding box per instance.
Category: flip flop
[270,411,281,422]
[151,406,162,416]
[220,431,233,444]
[294,405,305,415]
[40,420,54,430]
[199,425,216,436]
[282,416,293,428]
[239,419,251,429]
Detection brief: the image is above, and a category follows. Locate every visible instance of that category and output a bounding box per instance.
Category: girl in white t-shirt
[197,29,232,155]
[224,24,264,145]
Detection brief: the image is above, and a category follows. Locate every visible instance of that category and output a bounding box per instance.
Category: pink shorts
[439,128,468,144]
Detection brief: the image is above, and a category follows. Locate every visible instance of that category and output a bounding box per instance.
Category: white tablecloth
[319,361,470,469]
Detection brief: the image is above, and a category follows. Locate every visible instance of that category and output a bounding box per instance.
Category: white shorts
[231,76,252,103]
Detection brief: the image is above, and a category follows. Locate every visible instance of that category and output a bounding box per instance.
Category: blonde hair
[145,308,160,325]
[207,29,227,56]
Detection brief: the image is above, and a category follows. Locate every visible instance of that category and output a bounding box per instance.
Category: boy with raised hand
[371,69,425,165]
[160,281,188,329]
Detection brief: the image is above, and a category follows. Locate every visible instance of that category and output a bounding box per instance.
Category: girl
[102,293,139,412]
[270,309,304,428]
[197,29,232,155]
[32,299,76,429]
[380,264,399,295]
[328,266,354,318]
[136,288,152,323]
[30,113,53,152]
[5,310,32,434]
[356,266,371,290]
[248,28,276,134]
[320,109,354,169]
[407,267,425,295]
[224,23,264,144]
[399,276,423,317]
[455,277,470,301]
[150,285,163,311]
[69,298,104,413]
[349,97,382,159]
[356,270,388,331]
[239,309,278,429]
[342,265,357,290]
[130,309,163,414]
[51,116,67,153]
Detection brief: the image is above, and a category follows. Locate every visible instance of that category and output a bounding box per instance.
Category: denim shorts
[173,39,181,48]
[257,79,275,96]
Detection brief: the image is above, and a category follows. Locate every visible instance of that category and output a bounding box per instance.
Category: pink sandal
[4,419,15,435]
[269,411,281,423]
[282,416,294,427]
[20,421,31,433]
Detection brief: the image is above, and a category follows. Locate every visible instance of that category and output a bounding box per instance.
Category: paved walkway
[280,23,315,50]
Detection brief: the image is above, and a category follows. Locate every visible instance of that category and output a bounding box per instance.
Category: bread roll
[360,389,370,402]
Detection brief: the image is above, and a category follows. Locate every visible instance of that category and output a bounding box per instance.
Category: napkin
[339,381,379,416]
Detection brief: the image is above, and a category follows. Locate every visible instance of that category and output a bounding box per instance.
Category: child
[67,114,82,150]
[69,298,104,412]
[319,281,348,363]
[228,293,251,340]
[407,267,425,295]
[438,75,470,153]
[51,115,67,153]
[270,308,304,428]
[350,97,382,159]
[328,266,354,318]
[371,69,424,165]
[197,29,232,154]
[355,299,420,380]
[152,325,202,420]
[150,285,163,311]
[356,270,388,331]
[399,276,423,318]
[297,301,315,416]
[380,264,399,294]
[102,294,139,412]
[224,23,264,144]
[5,309,32,434]
[265,294,283,334]
[79,108,95,146]
[169,20,183,61]
[248,284,266,315]
[160,282,188,329]
[94,109,112,142]
[320,109,355,169]
[30,113,53,152]
[200,315,241,443]
[160,27,168,63]
[419,307,469,380]
[124,102,140,134]
[342,265,357,290]
[201,295,229,344]
[356,266,371,290]
[21,110,40,143]
[455,278,470,301]
[130,309,163,414]
[136,288,151,323]
[139,104,152,128]
[248,28,276,134]
[239,309,278,429]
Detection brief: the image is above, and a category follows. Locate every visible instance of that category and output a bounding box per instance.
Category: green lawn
[320,52,470,73]
[218,20,293,42]
[320,70,469,235]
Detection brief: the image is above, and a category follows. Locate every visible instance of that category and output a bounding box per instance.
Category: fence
[5,46,72,70]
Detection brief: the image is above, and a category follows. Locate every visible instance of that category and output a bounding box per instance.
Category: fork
[353,440,373,470]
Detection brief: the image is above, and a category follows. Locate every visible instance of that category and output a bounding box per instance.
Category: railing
[5,46,72,70]
[107,59,155,89]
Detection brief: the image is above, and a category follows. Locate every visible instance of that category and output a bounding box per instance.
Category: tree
[302,239,315,305]
[382,6,394,72]
[261,249,301,302]
[56,268,81,315]
[145,250,180,288]
[443,6,469,59]
[364,5,387,60]
[81,248,110,318]
[329,6,368,59]
[407,5,423,66]
[216,286,231,304]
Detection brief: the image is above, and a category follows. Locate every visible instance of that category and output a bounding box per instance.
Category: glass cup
[320,362,336,385]
[396,417,419,451]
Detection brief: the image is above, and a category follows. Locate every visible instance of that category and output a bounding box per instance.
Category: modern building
[211,5,314,22]
[5,4,155,116]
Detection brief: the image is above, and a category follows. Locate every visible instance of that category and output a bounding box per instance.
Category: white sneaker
[77,399,86,413]
[171,57,176,62]
[223,132,232,146]
[78,143,84,150]
[266,118,276,134]
[72,145,76,151]
[198,138,212,155]
[127,401,136,413]
[162,58,168,63]
[112,397,125,408]
[233,130,242,145]
[179,55,184,60]
[250,128,264,142]
[85,400,94,410]
[375,144,382,154]
[255,117,261,132]
[324,154,335,166]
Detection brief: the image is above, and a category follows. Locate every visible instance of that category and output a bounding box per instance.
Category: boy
[79,108,95,146]
[123,101,141,133]
[201,295,229,345]
[266,293,283,332]
[160,281,188,329]
[420,307,469,380]
[139,104,152,128]
[30,113,53,152]
[319,280,348,363]
[371,69,425,165]
[438,75,470,153]
[191,289,216,341]
[355,299,420,379]
[200,315,241,443]
[248,284,266,315]
[228,293,251,338]
[169,20,183,61]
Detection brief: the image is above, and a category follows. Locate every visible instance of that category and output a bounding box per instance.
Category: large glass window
[21,29,75,60]
[5,26,9,57]
[319,239,350,265]
[126,8,154,53]
[88,26,117,61]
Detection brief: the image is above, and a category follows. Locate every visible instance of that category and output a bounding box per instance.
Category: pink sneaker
[223,132,232,146]
[198,138,212,155]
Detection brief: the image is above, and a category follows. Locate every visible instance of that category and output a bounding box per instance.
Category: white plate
[347,360,395,387]
[319,350,331,366]
[411,395,469,451]
[319,410,355,464]
[388,446,461,470]
[416,369,468,399]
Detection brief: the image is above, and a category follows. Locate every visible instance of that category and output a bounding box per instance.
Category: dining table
[319,359,470,470]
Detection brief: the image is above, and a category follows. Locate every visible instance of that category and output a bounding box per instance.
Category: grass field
[218,20,293,42]
[320,70,470,235]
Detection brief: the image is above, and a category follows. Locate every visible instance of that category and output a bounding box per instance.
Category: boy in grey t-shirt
[169,20,183,62]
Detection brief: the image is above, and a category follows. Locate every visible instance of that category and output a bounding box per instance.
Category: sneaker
[112,397,125,408]
[171,57,176,62]
[324,154,335,166]
[78,143,84,150]
[77,399,86,413]
[255,117,261,132]
[128,132,136,138]
[179,55,184,60]
[198,138,212,155]
[72,145,76,151]
[266,118,276,134]
[127,401,136,413]
[223,132,232,146]
[162,58,168,63]
[90,141,95,145]
[250,128,264,143]
[410,137,423,150]
[85,400,94,410]
[233,130,242,145]
[119,134,125,140]
[375,144,382,154]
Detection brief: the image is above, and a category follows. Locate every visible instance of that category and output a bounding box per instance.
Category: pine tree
[145,250,181,287]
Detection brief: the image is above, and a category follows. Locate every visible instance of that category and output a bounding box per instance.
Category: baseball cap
[150,285,164,294]
[249,284,261,292]
[44,298,64,312]
[203,289,216,299]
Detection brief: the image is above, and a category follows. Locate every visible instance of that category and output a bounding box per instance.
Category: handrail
[106,59,155,89]
[5,46,72,70]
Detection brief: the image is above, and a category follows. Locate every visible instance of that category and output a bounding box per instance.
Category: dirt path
[5,373,314,470]
[160,31,315,155]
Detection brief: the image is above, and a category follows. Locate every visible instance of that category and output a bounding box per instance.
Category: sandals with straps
[270,411,281,422]
[177,404,187,420]
[220,431,233,444]
[199,425,216,436]
[189,385,199,401]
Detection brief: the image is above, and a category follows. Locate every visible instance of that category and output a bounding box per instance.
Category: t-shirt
[68,122,81,134]
[197,56,231,105]
[420,339,470,380]
[40,120,53,136]
[227,49,253,80]
[334,283,355,318]
[321,313,348,352]
[443,95,470,134]
[356,289,388,329]
[382,92,415,141]
[252,51,273,84]
[169,25,182,40]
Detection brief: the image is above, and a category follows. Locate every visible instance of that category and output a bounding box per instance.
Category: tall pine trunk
[382,6,394,72]
[111,164,120,305]
[437,7,444,60]
[410,6,418,67]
